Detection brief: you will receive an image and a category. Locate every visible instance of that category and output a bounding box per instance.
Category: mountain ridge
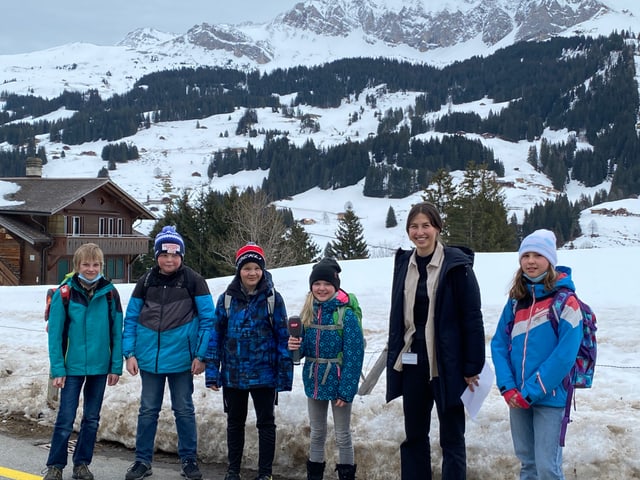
[1,0,639,100]
[1,2,640,250]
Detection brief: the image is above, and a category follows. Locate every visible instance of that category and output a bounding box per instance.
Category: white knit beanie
[518,229,558,267]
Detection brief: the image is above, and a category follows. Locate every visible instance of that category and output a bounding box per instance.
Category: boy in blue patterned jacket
[205,243,293,480]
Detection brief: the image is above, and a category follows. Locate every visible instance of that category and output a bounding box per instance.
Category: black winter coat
[386,246,485,410]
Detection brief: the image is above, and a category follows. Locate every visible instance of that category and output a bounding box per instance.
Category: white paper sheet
[461,362,495,421]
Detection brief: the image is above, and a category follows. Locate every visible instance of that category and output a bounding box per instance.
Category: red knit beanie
[235,243,266,271]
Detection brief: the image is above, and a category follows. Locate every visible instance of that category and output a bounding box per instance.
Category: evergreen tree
[423,163,516,251]
[326,208,369,260]
[422,168,458,239]
[454,162,516,251]
[385,206,398,228]
[527,145,538,169]
[285,223,321,265]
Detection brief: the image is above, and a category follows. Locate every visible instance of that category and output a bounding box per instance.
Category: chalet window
[105,257,124,280]
[72,216,81,236]
[99,217,124,236]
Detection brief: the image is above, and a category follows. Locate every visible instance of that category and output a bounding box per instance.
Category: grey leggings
[307,397,354,464]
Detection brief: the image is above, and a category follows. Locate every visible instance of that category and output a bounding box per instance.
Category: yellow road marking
[0,466,42,480]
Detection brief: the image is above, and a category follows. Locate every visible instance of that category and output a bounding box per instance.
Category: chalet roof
[0,214,51,245]
[0,178,155,220]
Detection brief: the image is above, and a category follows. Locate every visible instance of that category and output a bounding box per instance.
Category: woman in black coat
[386,202,485,480]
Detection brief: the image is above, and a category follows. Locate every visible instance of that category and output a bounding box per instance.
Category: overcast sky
[1,1,291,55]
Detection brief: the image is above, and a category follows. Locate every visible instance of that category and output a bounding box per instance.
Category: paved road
[0,432,299,480]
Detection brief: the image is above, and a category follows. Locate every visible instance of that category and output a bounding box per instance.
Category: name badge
[402,352,418,365]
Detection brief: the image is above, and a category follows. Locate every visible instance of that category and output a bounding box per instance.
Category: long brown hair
[508,264,558,300]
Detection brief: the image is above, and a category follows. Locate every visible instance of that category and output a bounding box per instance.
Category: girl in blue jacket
[288,257,364,480]
[491,229,583,480]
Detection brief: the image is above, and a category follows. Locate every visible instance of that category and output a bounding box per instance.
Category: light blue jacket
[491,267,583,407]
[123,266,214,374]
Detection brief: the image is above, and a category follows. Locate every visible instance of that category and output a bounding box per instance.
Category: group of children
[43,227,363,480]
[43,202,583,480]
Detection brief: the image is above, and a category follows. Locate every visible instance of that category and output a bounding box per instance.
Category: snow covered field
[0,245,638,479]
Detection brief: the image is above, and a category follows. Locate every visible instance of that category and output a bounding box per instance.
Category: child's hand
[503,388,530,409]
[126,356,139,376]
[288,336,302,351]
[52,377,65,389]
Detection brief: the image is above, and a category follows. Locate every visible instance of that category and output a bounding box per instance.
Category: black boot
[307,459,325,480]
[335,464,357,480]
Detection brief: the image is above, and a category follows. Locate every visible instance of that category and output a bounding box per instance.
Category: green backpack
[305,290,365,384]
[336,291,363,343]
[307,289,363,343]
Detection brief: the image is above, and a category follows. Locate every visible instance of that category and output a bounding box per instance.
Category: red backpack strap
[59,284,71,302]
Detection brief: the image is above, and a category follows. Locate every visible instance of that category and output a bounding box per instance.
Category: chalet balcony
[63,234,150,255]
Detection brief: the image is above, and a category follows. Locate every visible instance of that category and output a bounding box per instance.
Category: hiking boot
[72,464,94,480]
[336,464,357,480]
[180,458,203,480]
[43,467,63,480]
[224,472,241,480]
[307,459,325,480]
[125,461,152,480]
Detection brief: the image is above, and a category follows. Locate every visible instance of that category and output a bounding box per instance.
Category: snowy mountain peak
[273,0,615,49]
[178,23,274,64]
[113,0,634,65]
[117,28,178,49]
[0,0,638,101]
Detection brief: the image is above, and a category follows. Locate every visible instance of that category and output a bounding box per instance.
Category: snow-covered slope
[11,90,637,251]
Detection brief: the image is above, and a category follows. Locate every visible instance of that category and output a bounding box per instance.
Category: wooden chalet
[0,164,155,286]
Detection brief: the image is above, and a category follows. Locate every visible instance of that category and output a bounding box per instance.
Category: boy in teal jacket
[44,243,123,480]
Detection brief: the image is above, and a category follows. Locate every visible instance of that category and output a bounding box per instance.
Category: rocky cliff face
[123,0,619,66]
[274,0,607,48]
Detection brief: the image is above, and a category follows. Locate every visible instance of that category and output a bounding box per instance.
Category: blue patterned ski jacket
[205,270,293,392]
[298,290,365,403]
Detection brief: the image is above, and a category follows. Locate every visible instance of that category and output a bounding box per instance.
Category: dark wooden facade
[0,177,155,286]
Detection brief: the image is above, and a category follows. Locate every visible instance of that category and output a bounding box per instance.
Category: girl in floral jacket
[288,257,365,480]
